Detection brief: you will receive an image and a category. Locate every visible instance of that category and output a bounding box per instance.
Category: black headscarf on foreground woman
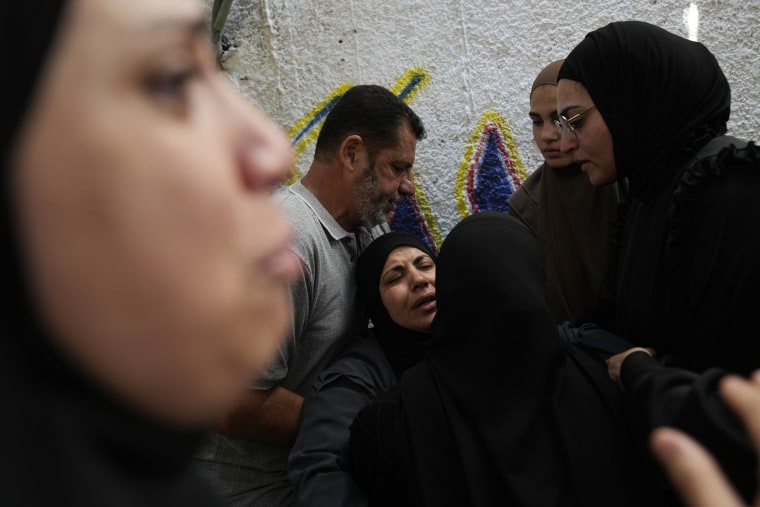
[4,1,66,348]
[356,231,435,378]
[559,21,760,374]
[2,3,221,505]
[350,212,673,507]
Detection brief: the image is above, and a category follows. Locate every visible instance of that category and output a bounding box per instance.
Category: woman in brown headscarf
[508,59,620,324]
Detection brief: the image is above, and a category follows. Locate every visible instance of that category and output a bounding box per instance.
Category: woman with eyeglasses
[508,59,620,325]
[556,20,760,502]
[3,0,300,504]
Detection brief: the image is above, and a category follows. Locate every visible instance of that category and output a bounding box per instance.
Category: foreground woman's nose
[238,104,294,191]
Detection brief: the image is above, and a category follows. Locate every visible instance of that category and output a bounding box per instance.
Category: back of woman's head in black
[403,212,568,506]
[428,211,562,390]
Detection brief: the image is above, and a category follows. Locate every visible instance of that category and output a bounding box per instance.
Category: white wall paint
[211,0,760,242]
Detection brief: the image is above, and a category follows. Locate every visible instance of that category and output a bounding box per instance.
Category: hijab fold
[509,165,619,324]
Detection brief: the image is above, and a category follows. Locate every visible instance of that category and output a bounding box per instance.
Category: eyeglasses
[554,106,597,138]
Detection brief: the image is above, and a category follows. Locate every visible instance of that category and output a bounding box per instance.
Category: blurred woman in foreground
[3,0,299,504]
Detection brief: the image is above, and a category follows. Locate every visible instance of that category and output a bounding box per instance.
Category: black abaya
[349,212,673,507]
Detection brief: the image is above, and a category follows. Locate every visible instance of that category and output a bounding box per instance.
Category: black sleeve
[288,339,394,507]
[288,377,373,507]
[348,385,413,507]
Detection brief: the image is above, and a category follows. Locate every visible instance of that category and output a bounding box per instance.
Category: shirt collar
[289,181,353,241]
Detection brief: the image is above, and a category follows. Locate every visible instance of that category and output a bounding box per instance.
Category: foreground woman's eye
[147,68,198,104]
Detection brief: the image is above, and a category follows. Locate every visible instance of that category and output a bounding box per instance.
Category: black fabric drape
[351,212,673,506]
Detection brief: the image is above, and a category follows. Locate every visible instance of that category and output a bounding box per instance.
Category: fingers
[720,372,760,498]
[720,372,760,447]
[651,369,760,507]
[606,347,655,391]
[651,427,744,507]
[720,373,760,447]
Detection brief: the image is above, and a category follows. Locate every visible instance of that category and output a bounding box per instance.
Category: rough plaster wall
[210,0,760,240]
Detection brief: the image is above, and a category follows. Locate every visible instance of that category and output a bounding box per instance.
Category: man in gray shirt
[194,85,426,506]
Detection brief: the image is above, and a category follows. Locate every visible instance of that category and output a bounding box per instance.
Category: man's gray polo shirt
[193,181,387,505]
[258,180,387,395]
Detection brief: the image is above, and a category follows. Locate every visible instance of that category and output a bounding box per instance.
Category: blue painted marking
[397,74,424,101]
[474,131,513,213]
[291,94,344,146]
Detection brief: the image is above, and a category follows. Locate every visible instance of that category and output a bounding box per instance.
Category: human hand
[606,347,655,390]
[650,371,760,507]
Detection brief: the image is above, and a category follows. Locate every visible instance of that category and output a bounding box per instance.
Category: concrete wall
[211,0,760,250]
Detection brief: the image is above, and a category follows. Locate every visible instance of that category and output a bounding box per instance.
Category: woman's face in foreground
[379,246,436,333]
[13,0,300,426]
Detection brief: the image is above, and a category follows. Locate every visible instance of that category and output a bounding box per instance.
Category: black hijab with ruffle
[356,231,435,379]
[558,20,730,200]
[558,21,760,375]
[3,3,222,505]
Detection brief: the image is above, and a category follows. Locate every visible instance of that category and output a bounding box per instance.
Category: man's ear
[338,134,366,171]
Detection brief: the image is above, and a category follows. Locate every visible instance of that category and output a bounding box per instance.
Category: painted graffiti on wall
[284,67,527,252]
[390,174,443,254]
[286,82,352,185]
[456,110,527,218]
